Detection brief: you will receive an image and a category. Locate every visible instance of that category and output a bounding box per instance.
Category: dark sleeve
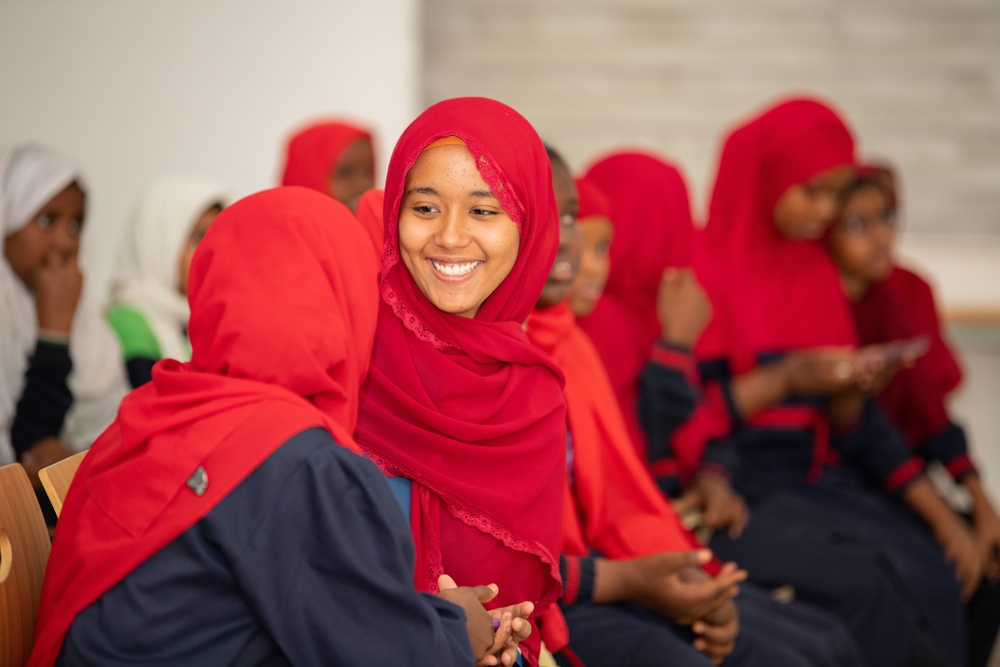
[832,400,924,493]
[10,339,73,457]
[227,429,475,666]
[921,423,976,481]
[125,357,157,388]
[698,438,741,483]
[638,341,698,472]
[558,554,597,607]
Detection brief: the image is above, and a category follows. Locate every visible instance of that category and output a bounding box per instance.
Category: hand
[783,347,861,396]
[624,555,745,624]
[691,473,749,539]
[19,437,76,489]
[966,476,1000,582]
[658,268,712,349]
[437,574,499,663]
[33,250,83,334]
[853,343,908,393]
[484,600,533,666]
[692,598,739,664]
[933,515,983,600]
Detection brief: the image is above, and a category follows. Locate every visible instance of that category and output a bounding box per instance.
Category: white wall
[0,0,420,303]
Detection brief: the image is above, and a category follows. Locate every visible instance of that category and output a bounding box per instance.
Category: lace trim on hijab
[379,133,527,351]
[363,448,563,611]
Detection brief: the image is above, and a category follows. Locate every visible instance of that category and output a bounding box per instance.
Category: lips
[430,258,482,278]
[550,259,575,282]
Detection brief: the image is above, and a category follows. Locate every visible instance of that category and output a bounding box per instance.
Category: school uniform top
[57,427,474,667]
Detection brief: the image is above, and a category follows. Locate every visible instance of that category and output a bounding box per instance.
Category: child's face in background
[569,215,613,318]
[772,165,855,240]
[828,184,896,286]
[4,181,85,289]
[329,138,375,213]
[178,205,222,296]
[537,159,581,308]
[398,143,520,319]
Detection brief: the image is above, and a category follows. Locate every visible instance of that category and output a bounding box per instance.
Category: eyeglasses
[843,212,897,235]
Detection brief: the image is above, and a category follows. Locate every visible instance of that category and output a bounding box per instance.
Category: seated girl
[279,118,375,212]
[106,176,232,387]
[354,97,567,667]
[1,144,129,521]
[827,166,1000,667]
[29,186,515,667]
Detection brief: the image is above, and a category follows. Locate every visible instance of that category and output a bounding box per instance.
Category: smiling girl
[355,98,566,667]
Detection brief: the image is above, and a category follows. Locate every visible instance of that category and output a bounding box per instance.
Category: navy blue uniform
[58,427,474,666]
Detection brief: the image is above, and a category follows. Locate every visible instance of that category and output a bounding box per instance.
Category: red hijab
[29,187,379,667]
[576,152,696,456]
[691,98,856,481]
[696,97,858,373]
[354,97,566,665]
[527,303,712,563]
[574,176,612,222]
[279,119,373,194]
[355,187,385,252]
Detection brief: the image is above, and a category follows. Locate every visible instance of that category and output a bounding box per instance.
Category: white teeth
[431,260,481,277]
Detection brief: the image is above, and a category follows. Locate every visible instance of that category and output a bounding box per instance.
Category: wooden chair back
[0,463,52,666]
[39,450,87,518]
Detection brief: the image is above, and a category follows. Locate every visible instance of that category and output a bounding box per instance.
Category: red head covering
[29,187,379,667]
[355,187,385,252]
[690,97,856,481]
[576,152,696,456]
[574,176,612,222]
[354,97,566,665]
[696,97,858,373]
[279,119,373,193]
[527,303,713,563]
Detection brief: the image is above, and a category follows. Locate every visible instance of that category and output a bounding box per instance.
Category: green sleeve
[106,304,162,361]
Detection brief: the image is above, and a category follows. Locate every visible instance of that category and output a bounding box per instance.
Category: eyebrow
[405,186,497,200]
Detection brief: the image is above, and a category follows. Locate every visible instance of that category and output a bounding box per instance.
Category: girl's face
[772,165,856,240]
[4,181,85,288]
[178,205,222,295]
[537,159,581,308]
[398,144,520,319]
[828,184,896,286]
[329,138,375,213]
[569,215,613,318]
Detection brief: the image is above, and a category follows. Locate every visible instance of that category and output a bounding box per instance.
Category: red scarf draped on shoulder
[576,153,695,458]
[853,265,964,447]
[28,188,379,667]
[354,97,567,665]
[279,119,373,193]
[693,98,857,481]
[527,303,717,571]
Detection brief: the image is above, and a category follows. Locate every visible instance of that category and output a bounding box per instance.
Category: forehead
[404,144,488,189]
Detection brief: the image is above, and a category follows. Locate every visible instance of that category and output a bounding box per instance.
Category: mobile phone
[881,336,930,364]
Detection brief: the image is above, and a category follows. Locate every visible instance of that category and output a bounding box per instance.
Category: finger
[437,574,458,591]
[472,583,499,604]
[652,549,713,574]
[729,505,749,539]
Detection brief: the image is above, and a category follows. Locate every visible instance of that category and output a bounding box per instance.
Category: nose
[433,209,468,249]
[871,220,895,249]
[52,222,79,256]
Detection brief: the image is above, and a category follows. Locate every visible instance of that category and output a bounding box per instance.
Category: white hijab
[109,177,233,361]
[0,145,129,465]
